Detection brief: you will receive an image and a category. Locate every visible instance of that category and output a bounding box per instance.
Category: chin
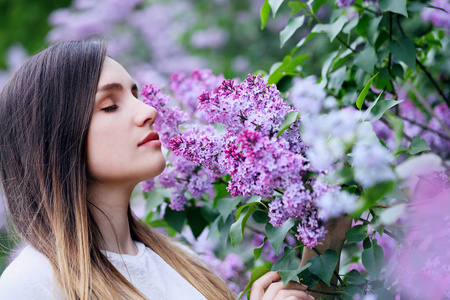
[143,154,166,180]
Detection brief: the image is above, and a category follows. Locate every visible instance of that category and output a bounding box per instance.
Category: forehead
[97,57,133,87]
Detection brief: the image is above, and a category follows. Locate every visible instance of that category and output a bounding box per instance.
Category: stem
[416,59,450,108]
[307,289,343,296]
[300,0,356,53]
[407,81,450,137]
[275,188,284,195]
[358,218,404,243]
[395,17,449,107]
[396,115,450,141]
[352,3,380,15]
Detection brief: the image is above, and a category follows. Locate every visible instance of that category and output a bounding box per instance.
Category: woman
[0,40,313,299]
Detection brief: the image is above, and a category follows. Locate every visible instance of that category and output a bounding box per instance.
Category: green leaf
[370,99,403,122]
[277,111,299,138]
[288,1,307,14]
[230,206,256,246]
[308,249,339,286]
[408,136,431,155]
[345,225,367,242]
[354,45,376,74]
[328,65,347,91]
[261,0,271,30]
[144,187,170,213]
[362,239,384,278]
[367,16,382,46]
[312,16,348,42]
[342,285,364,300]
[253,237,267,261]
[272,246,295,271]
[278,263,311,285]
[265,218,296,255]
[269,0,284,17]
[391,63,404,79]
[321,51,339,85]
[268,55,292,84]
[238,266,271,299]
[216,197,242,221]
[356,14,370,38]
[378,0,407,17]
[296,32,318,47]
[186,206,209,238]
[390,37,416,69]
[164,207,187,233]
[356,73,378,109]
[353,181,396,216]
[280,16,305,48]
[363,237,371,250]
[344,270,367,285]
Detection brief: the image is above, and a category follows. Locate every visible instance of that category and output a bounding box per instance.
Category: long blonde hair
[0,40,234,299]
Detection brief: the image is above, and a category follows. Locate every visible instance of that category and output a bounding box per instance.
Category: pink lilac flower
[140,178,155,193]
[421,0,450,30]
[170,69,224,115]
[399,100,426,138]
[141,84,190,146]
[336,0,355,8]
[295,210,327,248]
[352,139,396,187]
[288,76,337,116]
[396,175,450,299]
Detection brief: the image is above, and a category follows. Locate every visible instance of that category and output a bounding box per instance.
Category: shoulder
[0,245,56,299]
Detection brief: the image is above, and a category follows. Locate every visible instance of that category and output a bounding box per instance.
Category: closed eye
[102,105,119,112]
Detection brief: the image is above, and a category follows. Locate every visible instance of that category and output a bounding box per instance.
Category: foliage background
[0,0,449,299]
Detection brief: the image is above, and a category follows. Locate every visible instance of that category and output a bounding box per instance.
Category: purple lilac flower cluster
[170,69,225,117]
[169,73,329,247]
[140,84,217,210]
[336,0,377,8]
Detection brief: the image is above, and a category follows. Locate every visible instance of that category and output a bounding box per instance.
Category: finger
[261,282,285,300]
[250,271,282,300]
[273,289,314,300]
[285,281,308,291]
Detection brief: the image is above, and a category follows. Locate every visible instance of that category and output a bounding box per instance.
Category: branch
[395,17,449,107]
[358,218,404,243]
[396,114,450,141]
[416,59,450,108]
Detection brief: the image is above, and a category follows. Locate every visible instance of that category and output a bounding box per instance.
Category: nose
[134,99,158,127]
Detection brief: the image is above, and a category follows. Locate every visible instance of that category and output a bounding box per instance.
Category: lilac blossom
[141,84,190,146]
[396,175,450,299]
[295,210,328,248]
[317,189,358,220]
[301,108,360,171]
[288,76,337,116]
[352,138,396,187]
[170,70,225,117]
[421,0,450,30]
[140,178,155,193]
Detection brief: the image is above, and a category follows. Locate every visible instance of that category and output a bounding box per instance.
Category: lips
[138,132,160,146]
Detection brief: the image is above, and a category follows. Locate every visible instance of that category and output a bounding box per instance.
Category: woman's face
[86,57,166,185]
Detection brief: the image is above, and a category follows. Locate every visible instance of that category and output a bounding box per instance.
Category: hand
[250,271,313,300]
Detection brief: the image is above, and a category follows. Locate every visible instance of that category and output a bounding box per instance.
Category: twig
[416,59,450,109]
[307,288,343,296]
[358,218,404,243]
[395,18,449,107]
[407,81,450,137]
[301,1,356,53]
[396,115,450,141]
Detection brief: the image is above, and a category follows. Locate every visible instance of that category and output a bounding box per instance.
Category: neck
[88,182,138,255]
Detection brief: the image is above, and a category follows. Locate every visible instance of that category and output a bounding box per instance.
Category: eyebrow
[97,83,138,93]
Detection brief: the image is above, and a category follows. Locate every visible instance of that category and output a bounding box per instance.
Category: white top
[0,241,207,300]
